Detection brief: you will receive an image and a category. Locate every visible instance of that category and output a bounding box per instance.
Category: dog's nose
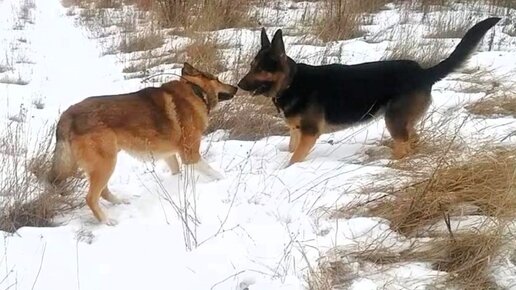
[237,79,247,90]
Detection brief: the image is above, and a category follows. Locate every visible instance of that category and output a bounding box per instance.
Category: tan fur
[286,115,324,165]
[385,91,431,159]
[49,63,237,224]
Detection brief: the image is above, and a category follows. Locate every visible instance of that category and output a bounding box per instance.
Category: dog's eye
[262,60,277,71]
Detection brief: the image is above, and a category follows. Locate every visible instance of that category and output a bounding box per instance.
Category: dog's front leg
[179,136,224,181]
[288,132,318,165]
[288,127,300,153]
[165,154,181,175]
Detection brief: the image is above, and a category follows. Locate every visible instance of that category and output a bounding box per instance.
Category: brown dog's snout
[229,85,238,95]
[218,84,238,101]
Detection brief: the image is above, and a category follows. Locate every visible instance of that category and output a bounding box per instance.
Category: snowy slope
[0,0,515,290]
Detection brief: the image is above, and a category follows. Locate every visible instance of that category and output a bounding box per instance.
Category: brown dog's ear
[182,62,199,76]
[261,27,271,47]
[270,29,285,57]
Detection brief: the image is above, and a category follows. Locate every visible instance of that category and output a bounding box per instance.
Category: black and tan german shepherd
[238,17,500,165]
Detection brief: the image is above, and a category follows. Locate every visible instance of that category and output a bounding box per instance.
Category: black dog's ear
[270,29,285,57]
[182,62,199,76]
[261,27,271,48]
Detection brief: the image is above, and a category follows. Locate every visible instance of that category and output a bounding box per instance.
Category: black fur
[239,17,500,128]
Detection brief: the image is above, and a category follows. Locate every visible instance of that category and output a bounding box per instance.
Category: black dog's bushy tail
[424,17,501,84]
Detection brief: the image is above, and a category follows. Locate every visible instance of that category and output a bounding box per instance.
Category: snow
[0,0,515,289]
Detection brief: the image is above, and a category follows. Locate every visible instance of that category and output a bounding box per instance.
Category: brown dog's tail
[423,17,500,84]
[48,117,76,185]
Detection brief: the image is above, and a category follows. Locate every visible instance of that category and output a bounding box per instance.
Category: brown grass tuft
[313,0,390,42]
[152,0,254,31]
[468,94,516,118]
[185,35,224,74]
[367,149,516,236]
[431,232,502,290]
[306,259,353,290]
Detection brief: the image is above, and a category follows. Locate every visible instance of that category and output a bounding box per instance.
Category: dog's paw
[208,171,225,181]
[105,194,130,205]
[104,218,118,226]
[113,197,130,205]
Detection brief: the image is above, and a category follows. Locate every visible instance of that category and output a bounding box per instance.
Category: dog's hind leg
[385,91,431,159]
[77,133,118,225]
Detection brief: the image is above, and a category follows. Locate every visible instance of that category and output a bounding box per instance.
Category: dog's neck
[188,82,210,110]
[270,57,297,112]
[178,79,214,113]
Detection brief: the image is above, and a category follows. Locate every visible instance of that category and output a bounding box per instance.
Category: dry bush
[313,0,391,42]
[207,95,288,141]
[185,35,224,74]
[93,0,122,8]
[325,147,515,289]
[339,230,505,290]
[430,232,502,290]
[465,74,516,117]
[367,149,516,236]
[306,259,352,290]
[425,12,472,39]
[0,123,84,233]
[132,0,153,10]
[118,31,163,53]
[152,0,254,31]
[468,94,516,117]
[487,0,516,8]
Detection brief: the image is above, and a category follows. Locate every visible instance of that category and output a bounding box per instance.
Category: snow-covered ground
[0,0,515,289]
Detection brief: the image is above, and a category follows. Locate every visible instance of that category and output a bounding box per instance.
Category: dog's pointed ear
[182,62,199,76]
[271,29,285,57]
[261,27,271,48]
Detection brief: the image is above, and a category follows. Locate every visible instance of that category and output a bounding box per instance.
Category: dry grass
[0,123,84,233]
[306,259,352,290]
[320,146,516,290]
[465,75,516,118]
[365,149,516,236]
[184,35,224,75]
[425,11,473,39]
[468,94,516,118]
[207,95,288,141]
[118,31,163,53]
[151,0,254,31]
[337,230,505,290]
[381,25,450,68]
[431,232,503,290]
[313,0,391,42]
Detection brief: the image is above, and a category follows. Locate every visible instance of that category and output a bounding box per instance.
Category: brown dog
[49,63,237,225]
